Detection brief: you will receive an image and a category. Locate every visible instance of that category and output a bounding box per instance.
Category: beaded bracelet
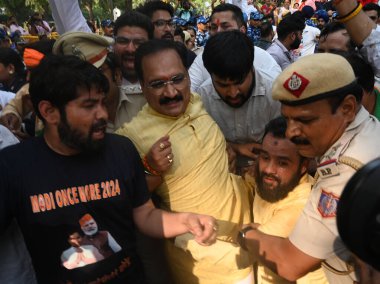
[142,155,161,176]
[337,3,362,23]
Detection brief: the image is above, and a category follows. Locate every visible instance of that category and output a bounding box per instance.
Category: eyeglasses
[146,74,187,90]
[114,36,147,48]
[152,19,174,29]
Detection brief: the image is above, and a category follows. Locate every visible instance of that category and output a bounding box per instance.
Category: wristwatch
[237,226,255,250]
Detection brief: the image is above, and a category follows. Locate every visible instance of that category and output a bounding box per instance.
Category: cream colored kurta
[117,94,252,283]
[253,174,328,284]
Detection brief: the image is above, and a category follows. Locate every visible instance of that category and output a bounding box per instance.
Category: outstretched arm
[133,200,218,246]
[244,225,322,281]
[334,0,375,45]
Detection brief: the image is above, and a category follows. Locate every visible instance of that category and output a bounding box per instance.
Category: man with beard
[251,116,327,284]
[136,1,197,68]
[116,39,254,284]
[267,12,305,70]
[0,55,218,283]
[199,31,280,175]
[239,53,380,284]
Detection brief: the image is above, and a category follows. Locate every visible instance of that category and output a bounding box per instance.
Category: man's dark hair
[134,39,187,82]
[320,21,345,38]
[211,4,245,29]
[136,1,174,19]
[260,21,273,38]
[345,53,375,94]
[29,55,109,122]
[114,11,154,39]
[0,47,26,76]
[23,39,55,56]
[263,116,307,165]
[174,26,185,41]
[363,3,380,17]
[277,13,305,41]
[203,30,254,82]
[263,116,287,139]
[319,22,356,53]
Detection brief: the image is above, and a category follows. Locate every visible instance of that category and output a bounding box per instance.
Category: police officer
[238,53,380,284]
[247,11,263,45]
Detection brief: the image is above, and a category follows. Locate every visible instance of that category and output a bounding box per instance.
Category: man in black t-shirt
[0,55,218,284]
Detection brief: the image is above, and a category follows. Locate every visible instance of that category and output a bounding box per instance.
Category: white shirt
[198,64,281,143]
[300,25,320,57]
[0,91,15,116]
[189,46,281,93]
[243,3,258,19]
[48,0,92,34]
[360,25,380,77]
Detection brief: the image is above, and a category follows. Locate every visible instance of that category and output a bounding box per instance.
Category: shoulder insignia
[318,189,339,218]
[316,159,339,179]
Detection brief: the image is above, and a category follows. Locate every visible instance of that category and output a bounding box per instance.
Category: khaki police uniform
[290,106,380,283]
[272,53,380,283]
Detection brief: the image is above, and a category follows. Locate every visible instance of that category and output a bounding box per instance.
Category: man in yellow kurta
[116,40,253,283]
[247,117,327,284]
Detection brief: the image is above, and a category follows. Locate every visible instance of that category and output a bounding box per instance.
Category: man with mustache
[266,12,305,70]
[239,53,380,284]
[117,39,254,284]
[250,116,327,283]
[199,31,280,175]
[0,55,218,283]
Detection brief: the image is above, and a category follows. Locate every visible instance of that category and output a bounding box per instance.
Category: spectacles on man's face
[114,36,147,48]
[146,74,187,90]
[152,19,175,29]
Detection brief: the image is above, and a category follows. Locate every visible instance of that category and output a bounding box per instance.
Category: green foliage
[0,0,51,22]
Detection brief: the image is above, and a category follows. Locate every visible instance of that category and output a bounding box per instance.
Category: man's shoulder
[254,47,282,79]
[105,133,136,151]
[0,137,40,157]
[343,113,380,164]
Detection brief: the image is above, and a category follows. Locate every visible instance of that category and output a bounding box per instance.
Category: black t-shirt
[0,134,150,283]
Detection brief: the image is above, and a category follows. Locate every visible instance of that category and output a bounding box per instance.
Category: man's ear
[38,101,60,124]
[339,94,358,122]
[7,64,15,75]
[240,25,247,34]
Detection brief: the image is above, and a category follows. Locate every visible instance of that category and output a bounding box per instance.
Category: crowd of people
[0,0,379,283]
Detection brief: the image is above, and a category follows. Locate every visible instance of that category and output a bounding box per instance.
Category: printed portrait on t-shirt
[60,214,122,270]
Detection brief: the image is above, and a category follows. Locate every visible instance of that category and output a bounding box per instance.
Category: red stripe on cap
[88,48,108,65]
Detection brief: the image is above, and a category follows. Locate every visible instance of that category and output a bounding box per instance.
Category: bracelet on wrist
[337,3,362,23]
[142,155,161,176]
[237,226,255,250]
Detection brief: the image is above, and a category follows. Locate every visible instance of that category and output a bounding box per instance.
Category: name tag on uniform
[317,159,339,179]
